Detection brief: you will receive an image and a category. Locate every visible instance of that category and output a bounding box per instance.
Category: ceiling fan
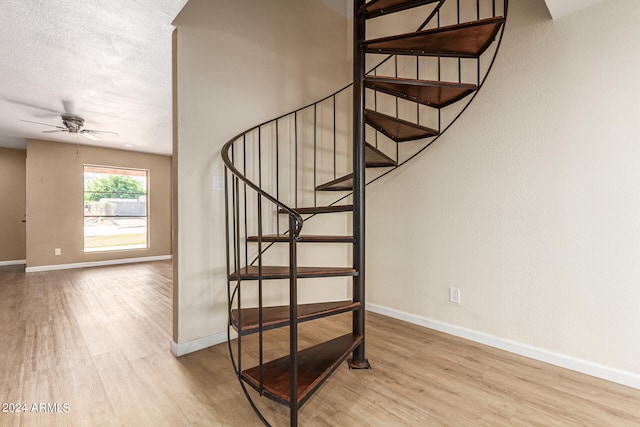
[21,113,119,141]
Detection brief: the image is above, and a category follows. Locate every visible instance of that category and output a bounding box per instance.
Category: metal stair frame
[221,1,509,425]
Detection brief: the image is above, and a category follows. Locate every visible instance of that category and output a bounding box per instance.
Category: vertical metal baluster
[457,0,462,83]
[257,194,264,392]
[258,126,262,189]
[276,119,280,234]
[235,176,242,375]
[374,68,378,112]
[314,104,317,207]
[437,7,441,129]
[288,214,298,426]
[477,0,480,20]
[230,145,237,276]
[333,96,337,181]
[374,69,378,149]
[395,56,399,118]
[416,56,420,124]
[243,135,248,270]
[257,129,263,390]
[294,112,298,208]
[224,166,231,329]
[374,68,377,111]
[224,165,233,348]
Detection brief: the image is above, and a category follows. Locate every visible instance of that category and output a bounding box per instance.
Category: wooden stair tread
[366,109,438,142]
[316,173,354,192]
[365,76,477,108]
[316,143,396,191]
[247,235,354,243]
[278,205,354,215]
[231,301,360,335]
[360,0,441,18]
[366,142,397,167]
[230,266,358,280]
[363,17,505,58]
[242,333,363,407]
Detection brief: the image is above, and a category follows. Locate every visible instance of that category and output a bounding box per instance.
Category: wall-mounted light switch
[212,176,225,191]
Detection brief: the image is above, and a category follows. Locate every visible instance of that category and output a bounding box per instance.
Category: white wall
[367,0,640,381]
[173,0,350,347]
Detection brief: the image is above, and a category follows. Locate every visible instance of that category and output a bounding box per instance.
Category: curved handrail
[221,131,304,237]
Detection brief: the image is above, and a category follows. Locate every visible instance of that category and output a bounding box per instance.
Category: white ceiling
[544,0,607,19]
[0,0,188,155]
[322,0,354,18]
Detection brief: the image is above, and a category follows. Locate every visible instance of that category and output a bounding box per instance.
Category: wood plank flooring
[1,261,639,426]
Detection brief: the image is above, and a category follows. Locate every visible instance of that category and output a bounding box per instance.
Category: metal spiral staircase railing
[221,1,508,425]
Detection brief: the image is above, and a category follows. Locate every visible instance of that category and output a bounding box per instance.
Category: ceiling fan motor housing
[61,113,84,133]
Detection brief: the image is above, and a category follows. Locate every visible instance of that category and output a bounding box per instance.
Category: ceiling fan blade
[84,129,119,137]
[20,119,65,129]
[8,99,61,114]
[42,130,68,134]
[80,132,101,141]
[62,99,75,114]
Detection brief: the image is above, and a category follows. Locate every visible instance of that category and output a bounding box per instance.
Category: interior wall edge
[169,329,237,357]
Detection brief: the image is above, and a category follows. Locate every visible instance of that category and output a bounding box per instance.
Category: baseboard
[170,331,230,357]
[0,259,26,267]
[366,303,640,391]
[25,255,172,273]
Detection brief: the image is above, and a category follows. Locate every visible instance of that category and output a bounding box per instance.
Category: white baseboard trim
[0,259,26,267]
[366,303,640,391]
[170,331,229,357]
[25,255,172,273]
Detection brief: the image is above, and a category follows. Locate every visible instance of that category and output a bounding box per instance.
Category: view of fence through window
[83,165,148,252]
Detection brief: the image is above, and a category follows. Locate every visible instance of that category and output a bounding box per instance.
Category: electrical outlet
[449,287,461,304]
[54,248,62,256]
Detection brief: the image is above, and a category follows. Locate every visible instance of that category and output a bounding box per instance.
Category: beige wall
[367,0,640,377]
[0,147,26,262]
[26,139,171,268]
[173,0,350,344]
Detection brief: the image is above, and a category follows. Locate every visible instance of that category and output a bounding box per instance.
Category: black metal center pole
[349,0,371,370]
[289,214,299,426]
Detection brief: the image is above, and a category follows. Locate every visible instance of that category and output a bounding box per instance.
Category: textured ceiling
[322,0,354,18]
[0,0,188,155]
[544,0,606,19]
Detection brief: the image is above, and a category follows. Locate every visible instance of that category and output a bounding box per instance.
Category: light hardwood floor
[1,261,639,426]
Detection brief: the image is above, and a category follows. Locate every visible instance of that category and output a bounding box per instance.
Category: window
[83,165,148,252]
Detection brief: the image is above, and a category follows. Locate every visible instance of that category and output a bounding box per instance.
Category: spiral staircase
[222,0,508,425]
